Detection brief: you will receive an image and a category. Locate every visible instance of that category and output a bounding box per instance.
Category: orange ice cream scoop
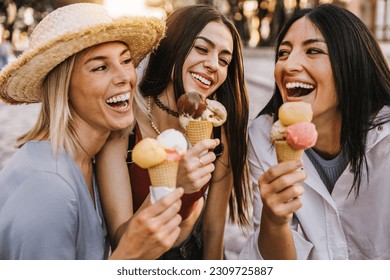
[279,101,313,125]
[286,122,318,150]
[132,138,167,168]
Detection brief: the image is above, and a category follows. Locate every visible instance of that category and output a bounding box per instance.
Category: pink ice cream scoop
[286,122,318,150]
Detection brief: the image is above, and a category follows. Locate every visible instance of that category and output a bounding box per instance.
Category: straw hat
[0,3,165,105]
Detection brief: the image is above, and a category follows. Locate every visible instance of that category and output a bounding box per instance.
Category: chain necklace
[147,96,161,135]
[75,136,96,164]
[153,95,179,118]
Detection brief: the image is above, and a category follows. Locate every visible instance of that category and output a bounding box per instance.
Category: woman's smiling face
[181,21,233,98]
[274,17,339,121]
[69,41,137,133]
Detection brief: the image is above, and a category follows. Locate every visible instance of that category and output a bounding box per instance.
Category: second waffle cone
[148,160,179,187]
[186,120,213,146]
[275,140,304,163]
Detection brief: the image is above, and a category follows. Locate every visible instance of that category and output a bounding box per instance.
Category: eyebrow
[84,48,130,64]
[196,36,232,56]
[280,38,327,48]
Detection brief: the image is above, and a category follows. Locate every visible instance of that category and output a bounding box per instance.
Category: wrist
[179,186,207,219]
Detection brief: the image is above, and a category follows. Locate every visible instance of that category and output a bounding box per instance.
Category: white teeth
[191,73,211,86]
[286,82,314,89]
[106,93,130,104]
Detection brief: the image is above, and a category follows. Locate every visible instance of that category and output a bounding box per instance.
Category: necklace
[153,95,179,118]
[76,137,95,164]
[147,96,161,135]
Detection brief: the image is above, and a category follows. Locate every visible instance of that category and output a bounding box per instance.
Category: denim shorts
[158,209,204,260]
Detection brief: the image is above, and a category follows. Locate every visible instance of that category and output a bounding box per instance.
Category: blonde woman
[0,3,182,260]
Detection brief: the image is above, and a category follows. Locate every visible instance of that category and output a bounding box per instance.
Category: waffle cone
[275,140,304,163]
[186,120,213,146]
[148,160,179,188]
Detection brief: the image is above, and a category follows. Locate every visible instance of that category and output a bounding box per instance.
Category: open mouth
[286,82,314,97]
[106,92,130,109]
[191,73,211,86]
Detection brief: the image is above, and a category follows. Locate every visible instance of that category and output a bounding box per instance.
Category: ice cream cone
[275,140,304,163]
[186,120,213,146]
[148,160,179,187]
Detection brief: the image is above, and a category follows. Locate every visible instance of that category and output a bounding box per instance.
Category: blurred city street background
[1,0,390,259]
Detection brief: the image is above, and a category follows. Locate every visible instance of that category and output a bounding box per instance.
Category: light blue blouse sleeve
[2,171,78,259]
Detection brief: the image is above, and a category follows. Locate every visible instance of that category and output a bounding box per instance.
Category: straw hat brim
[0,17,165,105]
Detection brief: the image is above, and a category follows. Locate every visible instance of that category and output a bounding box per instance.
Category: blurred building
[231,0,390,46]
[163,0,390,46]
[0,0,389,56]
[0,0,103,54]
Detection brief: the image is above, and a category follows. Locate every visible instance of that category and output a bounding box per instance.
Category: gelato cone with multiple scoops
[132,129,187,188]
[132,93,226,201]
[270,102,318,162]
[177,91,227,145]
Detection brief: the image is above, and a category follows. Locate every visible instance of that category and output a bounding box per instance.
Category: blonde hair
[17,55,78,158]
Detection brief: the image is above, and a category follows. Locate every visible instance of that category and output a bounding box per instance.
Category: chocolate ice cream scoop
[177,91,207,119]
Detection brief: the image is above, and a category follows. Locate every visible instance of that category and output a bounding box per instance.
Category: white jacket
[239,106,390,259]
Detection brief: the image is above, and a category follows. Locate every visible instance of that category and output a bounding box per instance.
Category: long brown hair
[140,4,251,226]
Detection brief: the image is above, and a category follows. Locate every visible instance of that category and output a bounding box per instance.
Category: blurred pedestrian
[0,28,14,69]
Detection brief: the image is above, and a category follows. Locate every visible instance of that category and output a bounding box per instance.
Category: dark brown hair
[140,4,250,225]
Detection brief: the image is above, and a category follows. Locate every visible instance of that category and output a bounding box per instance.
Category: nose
[113,63,137,88]
[282,51,304,73]
[203,53,219,72]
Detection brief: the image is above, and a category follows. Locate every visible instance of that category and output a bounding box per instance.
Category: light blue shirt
[0,141,108,259]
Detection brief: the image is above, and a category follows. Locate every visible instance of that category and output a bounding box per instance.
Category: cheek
[217,69,228,86]
[320,70,337,102]
[274,66,284,92]
[274,63,283,81]
[273,70,285,97]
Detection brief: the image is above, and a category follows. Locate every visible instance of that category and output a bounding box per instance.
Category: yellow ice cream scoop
[132,138,167,169]
[279,101,313,125]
